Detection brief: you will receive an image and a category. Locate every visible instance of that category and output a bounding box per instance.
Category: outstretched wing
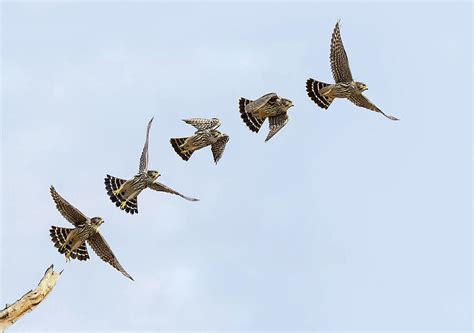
[183,118,220,131]
[87,233,134,281]
[265,113,289,142]
[149,182,199,202]
[244,93,278,114]
[211,134,229,164]
[330,21,353,83]
[138,117,154,174]
[349,94,399,121]
[50,186,88,227]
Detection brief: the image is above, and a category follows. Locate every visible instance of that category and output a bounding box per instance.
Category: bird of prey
[105,117,199,215]
[239,93,294,142]
[49,186,133,280]
[306,21,399,121]
[170,118,229,164]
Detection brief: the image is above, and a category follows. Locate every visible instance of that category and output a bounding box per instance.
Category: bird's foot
[120,201,127,209]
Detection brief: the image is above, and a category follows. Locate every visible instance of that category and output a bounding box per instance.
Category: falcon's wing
[349,94,399,121]
[183,118,220,131]
[265,113,289,142]
[87,233,134,281]
[244,93,278,113]
[211,134,229,164]
[149,182,199,202]
[330,21,353,83]
[138,117,154,174]
[50,186,88,227]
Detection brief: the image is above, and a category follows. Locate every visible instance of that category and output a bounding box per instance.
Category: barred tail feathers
[239,98,265,133]
[104,174,138,214]
[49,226,89,261]
[306,78,334,109]
[170,138,194,161]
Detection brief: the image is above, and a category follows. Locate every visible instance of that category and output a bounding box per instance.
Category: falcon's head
[147,170,161,180]
[355,82,368,92]
[281,98,294,110]
[91,217,104,227]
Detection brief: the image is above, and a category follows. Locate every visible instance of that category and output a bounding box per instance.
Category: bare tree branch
[0,265,62,331]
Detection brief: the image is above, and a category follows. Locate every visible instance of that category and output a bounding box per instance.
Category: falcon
[49,186,133,280]
[239,93,294,142]
[105,117,199,214]
[170,118,229,164]
[306,20,399,121]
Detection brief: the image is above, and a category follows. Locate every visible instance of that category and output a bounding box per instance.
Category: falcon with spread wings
[105,117,199,214]
[306,21,398,121]
[49,186,133,280]
[170,118,229,164]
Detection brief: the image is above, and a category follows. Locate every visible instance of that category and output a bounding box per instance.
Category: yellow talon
[120,201,127,209]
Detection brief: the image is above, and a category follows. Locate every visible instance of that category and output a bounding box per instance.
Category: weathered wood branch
[0,265,62,331]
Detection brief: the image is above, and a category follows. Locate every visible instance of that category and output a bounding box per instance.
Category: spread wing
[211,134,229,164]
[50,186,88,227]
[349,94,399,121]
[183,118,220,131]
[244,93,278,113]
[265,113,289,142]
[149,182,199,202]
[138,117,154,174]
[330,21,353,83]
[87,233,134,281]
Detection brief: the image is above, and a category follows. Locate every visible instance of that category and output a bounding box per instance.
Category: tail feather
[170,138,194,161]
[239,98,265,133]
[306,78,334,109]
[104,175,138,214]
[49,226,89,261]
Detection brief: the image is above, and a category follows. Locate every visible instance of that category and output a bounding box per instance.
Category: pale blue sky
[1,1,472,331]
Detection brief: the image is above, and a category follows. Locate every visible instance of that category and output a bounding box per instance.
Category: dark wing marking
[139,117,154,173]
[244,93,278,114]
[211,134,229,164]
[330,21,353,83]
[50,186,88,227]
[266,113,289,142]
[87,233,134,280]
[149,182,199,202]
[349,94,399,121]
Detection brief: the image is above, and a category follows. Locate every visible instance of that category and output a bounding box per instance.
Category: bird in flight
[170,118,229,164]
[239,93,294,142]
[306,21,398,121]
[49,186,133,280]
[105,117,199,214]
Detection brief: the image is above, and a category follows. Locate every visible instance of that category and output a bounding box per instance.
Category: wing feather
[330,21,353,83]
[265,113,289,142]
[244,93,278,114]
[149,182,199,202]
[211,134,229,164]
[138,117,154,173]
[87,233,134,280]
[50,186,88,227]
[183,118,220,131]
[349,94,399,120]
